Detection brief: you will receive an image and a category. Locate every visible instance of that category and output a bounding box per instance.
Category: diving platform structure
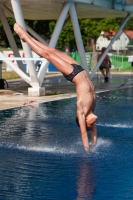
[0,0,133,96]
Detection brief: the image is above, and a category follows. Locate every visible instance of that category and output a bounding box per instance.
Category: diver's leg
[100,69,106,78]
[14,23,78,65]
[30,37,78,65]
[105,66,110,78]
[14,23,73,75]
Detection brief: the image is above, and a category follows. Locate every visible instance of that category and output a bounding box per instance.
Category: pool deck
[0,72,133,110]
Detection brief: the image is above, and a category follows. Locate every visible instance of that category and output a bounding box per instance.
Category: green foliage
[58,21,76,50]
[26,20,52,42]
[1,17,133,49]
[124,17,133,29]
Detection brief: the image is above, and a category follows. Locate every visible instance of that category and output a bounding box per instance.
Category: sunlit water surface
[0,87,133,199]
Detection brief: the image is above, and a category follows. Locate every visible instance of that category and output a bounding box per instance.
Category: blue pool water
[0,87,133,199]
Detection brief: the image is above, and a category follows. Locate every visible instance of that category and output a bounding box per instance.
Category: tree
[1,17,133,49]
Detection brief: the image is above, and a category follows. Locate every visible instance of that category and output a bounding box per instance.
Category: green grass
[111,69,132,72]
[2,71,60,80]
[2,71,21,80]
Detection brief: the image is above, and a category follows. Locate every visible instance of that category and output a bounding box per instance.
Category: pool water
[0,87,133,200]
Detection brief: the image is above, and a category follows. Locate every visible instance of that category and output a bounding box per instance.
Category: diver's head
[75,113,97,130]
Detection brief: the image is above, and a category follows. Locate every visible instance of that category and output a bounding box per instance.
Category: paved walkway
[0,72,133,110]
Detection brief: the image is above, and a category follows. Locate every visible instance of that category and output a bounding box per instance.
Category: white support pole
[0,5,48,46]
[90,12,131,80]
[69,3,89,74]
[38,2,71,86]
[0,7,24,72]
[11,0,39,87]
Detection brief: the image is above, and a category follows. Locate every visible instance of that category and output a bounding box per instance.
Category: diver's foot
[14,23,27,42]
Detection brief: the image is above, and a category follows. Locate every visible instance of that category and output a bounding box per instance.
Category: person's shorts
[99,65,104,70]
[99,65,111,70]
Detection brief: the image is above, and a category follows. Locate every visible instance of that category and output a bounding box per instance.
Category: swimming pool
[0,87,133,199]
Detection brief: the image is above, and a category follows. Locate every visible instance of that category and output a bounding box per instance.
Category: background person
[65,47,70,54]
[97,47,111,81]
